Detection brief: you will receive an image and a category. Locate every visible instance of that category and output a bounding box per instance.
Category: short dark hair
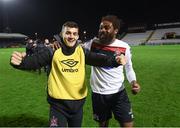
[62,21,79,30]
[101,15,121,31]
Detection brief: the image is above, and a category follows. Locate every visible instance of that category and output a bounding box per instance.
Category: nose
[99,29,107,34]
[69,33,74,38]
[101,27,106,31]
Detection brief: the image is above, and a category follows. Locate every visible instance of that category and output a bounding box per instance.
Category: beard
[98,32,114,45]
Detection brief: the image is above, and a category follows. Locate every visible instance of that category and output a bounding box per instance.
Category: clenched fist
[131,80,141,95]
[115,54,126,65]
[10,51,26,65]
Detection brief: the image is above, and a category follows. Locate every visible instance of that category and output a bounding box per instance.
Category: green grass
[0,48,49,126]
[0,45,180,127]
[130,45,180,127]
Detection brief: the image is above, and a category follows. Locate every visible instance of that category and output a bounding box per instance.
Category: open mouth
[99,32,107,38]
[67,38,75,43]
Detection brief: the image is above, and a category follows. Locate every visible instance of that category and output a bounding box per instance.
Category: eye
[73,32,78,36]
[104,26,110,30]
[99,25,111,30]
[66,31,71,35]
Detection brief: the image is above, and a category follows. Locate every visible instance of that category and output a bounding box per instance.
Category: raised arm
[10,46,53,70]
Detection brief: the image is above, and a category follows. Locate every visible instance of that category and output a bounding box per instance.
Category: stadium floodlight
[1,0,15,33]
[1,0,14,2]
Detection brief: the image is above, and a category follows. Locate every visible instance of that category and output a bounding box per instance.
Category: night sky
[0,0,179,39]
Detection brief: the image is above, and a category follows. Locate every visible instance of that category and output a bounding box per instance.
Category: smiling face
[98,20,118,44]
[61,27,79,47]
[61,26,79,47]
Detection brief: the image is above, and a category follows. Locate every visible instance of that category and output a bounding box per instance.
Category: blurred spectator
[26,39,36,56]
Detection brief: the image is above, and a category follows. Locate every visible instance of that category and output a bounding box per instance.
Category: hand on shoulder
[115,54,127,65]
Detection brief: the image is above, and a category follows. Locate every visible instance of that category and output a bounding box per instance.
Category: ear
[114,29,118,34]
[59,32,63,38]
[76,35,79,40]
[75,34,79,40]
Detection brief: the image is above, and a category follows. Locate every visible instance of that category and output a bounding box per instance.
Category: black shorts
[49,98,86,127]
[92,89,133,123]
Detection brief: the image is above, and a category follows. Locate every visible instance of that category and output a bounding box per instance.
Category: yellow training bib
[48,45,87,100]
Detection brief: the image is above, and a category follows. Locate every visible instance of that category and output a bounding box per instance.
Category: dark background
[0,0,179,39]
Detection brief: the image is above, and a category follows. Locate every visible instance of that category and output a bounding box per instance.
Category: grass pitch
[0,45,180,126]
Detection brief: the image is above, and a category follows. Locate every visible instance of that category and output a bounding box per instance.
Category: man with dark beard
[84,15,141,127]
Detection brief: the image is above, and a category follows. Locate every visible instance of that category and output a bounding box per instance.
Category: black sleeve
[83,48,120,67]
[12,46,53,70]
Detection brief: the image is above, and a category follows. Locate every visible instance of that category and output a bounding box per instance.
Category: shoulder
[77,44,85,52]
[53,47,62,55]
[113,39,130,48]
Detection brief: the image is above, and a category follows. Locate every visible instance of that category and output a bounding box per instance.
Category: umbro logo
[61,59,78,67]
